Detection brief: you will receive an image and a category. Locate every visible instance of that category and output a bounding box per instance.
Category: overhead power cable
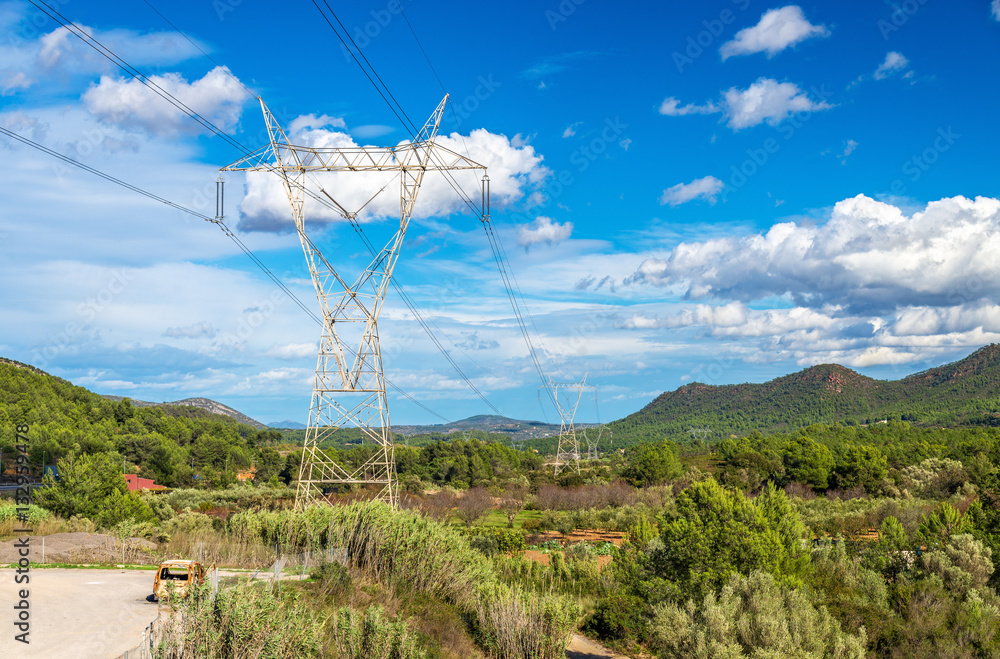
[34,0,492,420]
[0,124,450,423]
[307,0,558,409]
[310,0,419,138]
[139,0,256,100]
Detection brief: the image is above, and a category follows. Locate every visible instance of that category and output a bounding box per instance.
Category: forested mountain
[0,358,281,486]
[101,394,266,429]
[609,344,1000,446]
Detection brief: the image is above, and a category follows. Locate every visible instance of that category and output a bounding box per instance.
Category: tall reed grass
[228,500,580,659]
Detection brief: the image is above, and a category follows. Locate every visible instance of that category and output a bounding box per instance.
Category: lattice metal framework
[583,425,611,461]
[546,375,595,475]
[223,96,485,508]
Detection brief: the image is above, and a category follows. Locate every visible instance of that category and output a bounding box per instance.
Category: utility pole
[224,96,486,509]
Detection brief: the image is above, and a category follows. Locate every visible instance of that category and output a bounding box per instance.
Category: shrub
[474,582,580,659]
[583,594,646,640]
[0,502,51,525]
[162,510,216,537]
[466,527,526,556]
[650,571,867,659]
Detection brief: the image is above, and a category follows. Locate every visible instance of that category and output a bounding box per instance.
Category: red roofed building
[125,473,167,492]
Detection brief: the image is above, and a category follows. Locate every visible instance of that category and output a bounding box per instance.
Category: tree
[650,479,809,600]
[454,486,493,527]
[497,483,527,528]
[621,440,682,487]
[835,444,887,493]
[35,451,154,527]
[781,435,834,489]
[254,447,284,483]
[919,502,972,549]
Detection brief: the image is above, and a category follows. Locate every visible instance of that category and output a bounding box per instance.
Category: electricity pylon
[223,96,485,509]
[584,425,611,461]
[545,375,595,475]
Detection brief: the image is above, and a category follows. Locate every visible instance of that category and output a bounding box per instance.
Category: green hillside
[607,345,1000,447]
[0,358,281,486]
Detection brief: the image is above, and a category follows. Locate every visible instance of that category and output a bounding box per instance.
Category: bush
[466,527,526,556]
[475,582,580,659]
[583,594,646,640]
[0,502,51,525]
[162,510,215,537]
[650,571,867,659]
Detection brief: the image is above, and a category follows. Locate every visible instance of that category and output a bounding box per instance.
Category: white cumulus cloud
[722,78,833,129]
[993,0,1000,21]
[661,78,832,130]
[659,97,718,116]
[874,51,910,79]
[720,6,829,59]
[0,20,202,95]
[626,194,1000,315]
[83,66,249,136]
[660,175,724,206]
[517,216,573,250]
[236,122,551,232]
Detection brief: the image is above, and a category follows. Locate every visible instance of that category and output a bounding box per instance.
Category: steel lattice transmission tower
[583,425,610,461]
[546,375,595,475]
[223,96,485,508]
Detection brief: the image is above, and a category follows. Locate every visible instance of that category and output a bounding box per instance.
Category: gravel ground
[0,567,159,658]
[0,533,156,565]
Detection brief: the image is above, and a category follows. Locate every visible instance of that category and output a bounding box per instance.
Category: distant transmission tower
[546,375,595,475]
[224,96,485,508]
[584,425,611,461]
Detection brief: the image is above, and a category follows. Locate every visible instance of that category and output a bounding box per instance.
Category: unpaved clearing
[567,633,632,658]
[0,533,156,565]
[0,567,158,658]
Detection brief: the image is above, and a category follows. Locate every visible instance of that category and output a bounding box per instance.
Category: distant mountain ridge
[392,414,574,442]
[101,395,267,429]
[610,344,1000,445]
[268,420,307,430]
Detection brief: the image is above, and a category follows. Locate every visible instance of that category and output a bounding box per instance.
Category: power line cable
[139,0,256,99]
[39,0,493,420]
[0,123,450,423]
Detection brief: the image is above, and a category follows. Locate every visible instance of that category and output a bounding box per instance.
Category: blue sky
[2,0,1000,426]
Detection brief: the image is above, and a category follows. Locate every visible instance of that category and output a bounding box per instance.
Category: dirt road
[0,567,158,658]
[567,633,632,659]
